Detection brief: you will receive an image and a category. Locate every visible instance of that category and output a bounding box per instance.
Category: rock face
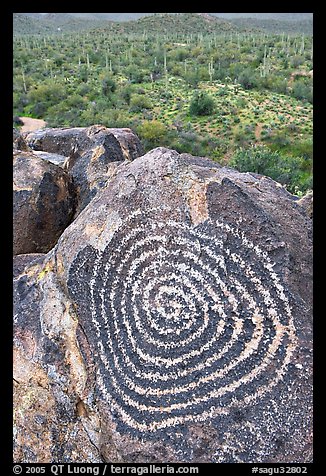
[33,150,67,167]
[108,127,144,161]
[13,127,29,151]
[24,126,94,156]
[13,151,76,255]
[24,125,143,162]
[13,253,46,277]
[13,148,313,463]
[298,190,313,219]
[24,125,143,216]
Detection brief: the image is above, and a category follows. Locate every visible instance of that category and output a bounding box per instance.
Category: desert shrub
[129,94,152,112]
[229,144,312,194]
[292,78,313,103]
[137,120,167,148]
[101,75,116,96]
[125,65,146,83]
[189,91,215,116]
[238,68,258,90]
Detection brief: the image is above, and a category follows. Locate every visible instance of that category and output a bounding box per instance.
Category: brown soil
[19,117,47,133]
[255,123,263,141]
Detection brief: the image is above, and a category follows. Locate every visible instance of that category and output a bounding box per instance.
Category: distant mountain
[13,12,313,36]
[13,13,54,35]
[114,13,242,35]
[211,13,313,21]
[13,13,110,35]
[227,17,313,35]
[13,13,243,36]
[64,13,153,22]
[21,12,313,22]
[20,13,45,20]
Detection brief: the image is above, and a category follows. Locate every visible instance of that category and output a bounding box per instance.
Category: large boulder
[13,148,312,463]
[13,151,76,255]
[24,126,94,156]
[109,127,144,161]
[24,125,143,216]
[24,124,143,162]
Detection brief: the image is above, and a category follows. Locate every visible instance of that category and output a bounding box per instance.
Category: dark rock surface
[24,126,94,156]
[13,127,29,151]
[13,151,76,255]
[109,127,144,161]
[298,190,313,219]
[13,147,313,463]
[13,252,102,463]
[63,128,125,216]
[24,125,143,216]
[13,253,46,277]
[24,124,143,162]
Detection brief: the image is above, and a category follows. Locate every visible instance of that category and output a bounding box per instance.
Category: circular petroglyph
[69,209,297,434]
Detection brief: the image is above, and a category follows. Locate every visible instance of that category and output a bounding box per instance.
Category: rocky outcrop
[24,125,143,216]
[24,125,143,162]
[13,127,29,151]
[63,128,125,216]
[13,151,76,255]
[108,127,144,161]
[298,190,313,219]
[13,147,312,463]
[24,126,94,156]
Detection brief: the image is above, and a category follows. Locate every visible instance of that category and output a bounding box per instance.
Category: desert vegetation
[13,13,313,194]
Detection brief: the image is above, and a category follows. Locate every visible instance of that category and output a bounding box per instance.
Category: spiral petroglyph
[68,208,297,435]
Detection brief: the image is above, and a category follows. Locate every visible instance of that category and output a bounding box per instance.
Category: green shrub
[189,91,215,116]
[27,82,66,117]
[292,78,313,103]
[101,75,116,96]
[129,94,152,112]
[229,144,312,194]
[137,120,167,143]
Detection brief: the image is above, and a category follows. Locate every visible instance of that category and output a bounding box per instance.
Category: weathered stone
[297,190,313,219]
[24,124,143,162]
[13,127,29,151]
[63,128,125,216]
[13,147,312,463]
[13,253,46,277]
[33,150,68,167]
[108,127,144,161]
[24,126,94,156]
[23,125,143,216]
[13,253,102,463]
[13,151,76,255]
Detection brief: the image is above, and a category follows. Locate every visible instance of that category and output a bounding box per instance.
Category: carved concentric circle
[70,209,297,433]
